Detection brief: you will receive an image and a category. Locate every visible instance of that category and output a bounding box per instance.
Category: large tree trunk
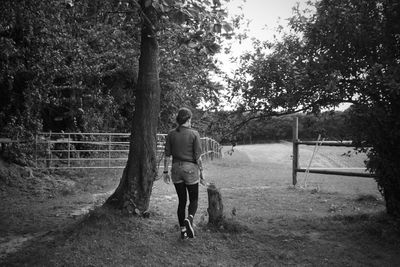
[106,1,160,215]
[383,184,400,217]
[376,160,400,218]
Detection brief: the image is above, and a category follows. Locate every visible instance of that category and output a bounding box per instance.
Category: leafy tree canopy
[0,0,233,137]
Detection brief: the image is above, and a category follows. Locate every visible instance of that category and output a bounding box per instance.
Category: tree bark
[106,1,160,215]
[376,161,400,218]
[383,185,400,217]
[207,183,224,225]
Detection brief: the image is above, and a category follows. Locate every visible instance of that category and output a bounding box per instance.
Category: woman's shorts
[171,162,200,185]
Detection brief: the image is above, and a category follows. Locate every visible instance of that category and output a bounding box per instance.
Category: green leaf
[213,0,221,7]
[144,0,152,8]
[213,24,222,33]
[222,22,233,33]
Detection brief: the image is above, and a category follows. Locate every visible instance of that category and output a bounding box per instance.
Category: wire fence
[34,132,222,169]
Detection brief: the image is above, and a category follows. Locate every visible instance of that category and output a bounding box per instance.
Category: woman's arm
[193,131,203,170]
[164,155,170,173]
[196,157,203,172]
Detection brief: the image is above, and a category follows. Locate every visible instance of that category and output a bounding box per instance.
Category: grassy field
[1,143,400,266]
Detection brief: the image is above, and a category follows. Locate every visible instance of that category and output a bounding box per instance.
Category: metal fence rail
[35,132,221,169]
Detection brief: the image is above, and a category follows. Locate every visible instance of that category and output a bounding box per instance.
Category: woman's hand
[199,172,208,186]
[163,172,171,184]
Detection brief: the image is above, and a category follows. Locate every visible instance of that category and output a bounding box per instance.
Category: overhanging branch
[227,97,357,139]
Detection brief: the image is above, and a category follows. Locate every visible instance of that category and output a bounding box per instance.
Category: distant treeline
[226,111,352,145]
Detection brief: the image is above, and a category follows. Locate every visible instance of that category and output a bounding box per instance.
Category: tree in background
[213,111,351,145]
[157,0,231,132]
[230,0,400,217]
[0,0,142,135]
[307,0,400,217]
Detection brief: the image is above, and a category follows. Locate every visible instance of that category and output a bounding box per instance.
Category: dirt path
[0,167,121,260]
[0,190,116,260]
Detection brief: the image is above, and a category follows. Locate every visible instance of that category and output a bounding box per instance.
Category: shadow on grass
[199,217,252,235]
[3,205,400,267]
[328,212,400,242]
[356,194,382,203]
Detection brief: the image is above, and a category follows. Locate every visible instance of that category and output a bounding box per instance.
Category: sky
[217,0,314,74]
[207,0,340,111]
[212,0,352,111]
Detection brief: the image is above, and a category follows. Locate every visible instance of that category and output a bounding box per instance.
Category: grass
[1,144,400,266]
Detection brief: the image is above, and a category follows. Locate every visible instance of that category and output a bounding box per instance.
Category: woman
[163,107,206,240]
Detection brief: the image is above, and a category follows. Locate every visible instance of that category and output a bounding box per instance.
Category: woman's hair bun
[176,107,192,125]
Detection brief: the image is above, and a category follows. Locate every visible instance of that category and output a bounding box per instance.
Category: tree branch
[133,0,156,36]
[226,97,358,140]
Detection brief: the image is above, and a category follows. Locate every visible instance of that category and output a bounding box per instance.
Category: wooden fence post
[108,134,111,168]
[68,133,71,167]
[210,140,214,160]
[46,133,52,168]
[205,138,208,160]
[292,117,299,186]
[201,138,205,159]
[35,134,38,168]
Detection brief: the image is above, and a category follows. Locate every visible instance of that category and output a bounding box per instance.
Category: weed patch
[204,217,251,234]
[356,194,381,203]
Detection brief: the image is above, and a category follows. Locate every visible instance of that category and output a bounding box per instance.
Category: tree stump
[207,183,224,225]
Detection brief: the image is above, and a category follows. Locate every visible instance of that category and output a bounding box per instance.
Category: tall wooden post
[35,134,38,168]
[206,138,209,160]
[68,133,71,167]
[292,117,299,185]
[46,133,52,168]
[108,134,112,168]
[210,140,214,160]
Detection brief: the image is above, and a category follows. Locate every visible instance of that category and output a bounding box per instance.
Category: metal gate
[34,132,221,169]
